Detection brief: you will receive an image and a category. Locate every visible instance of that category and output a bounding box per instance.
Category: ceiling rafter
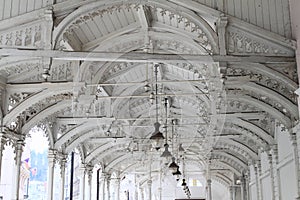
[0,48,294,63]
[137,5,152,30]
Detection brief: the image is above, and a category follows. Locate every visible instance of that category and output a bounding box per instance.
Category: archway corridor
[0,0,299,199]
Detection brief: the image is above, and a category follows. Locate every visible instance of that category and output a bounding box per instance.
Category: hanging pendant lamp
[150,63,164,150]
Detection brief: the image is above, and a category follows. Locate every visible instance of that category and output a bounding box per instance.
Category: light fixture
[181,178,187,187]
[150,122,164,151]
[149,92,155,104]
[172,166,182,175]
[169,157,179,173]
[144,63,151,92]
[150,64,164,150]
[95,85,102,100]
[179,143,185,152]
[161,97,172,158]
[161,143,172,157]
[144,84,151,92]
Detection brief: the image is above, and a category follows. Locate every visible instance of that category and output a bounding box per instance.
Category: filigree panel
[265,63,298,83]
[227,27,294,56]
[226,66,297,104]
[62,3,213,53]
[224,122,267,147]
[22,93,72,122]
[8,92,35,112]
[0,23,43,49]
[49,61,74,81]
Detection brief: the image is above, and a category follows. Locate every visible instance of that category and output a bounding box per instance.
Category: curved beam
[65,129,100,153]
[45,123,55,149]
[86,139,131,164]
[223,126,266,148]
[230,118,275,144]
[213,175,231,187]
[227,95,291,128]
[4,82,78,125]
[227,82,298,119]
[216,139,258,160]
[22,100,72,133]
[53,0,218,50]
[81,30,214,83]
[54,118,114,148]
[213,161,242,177]
[229,63,298,89]
[213,151,248,170]
[105,152,144,171]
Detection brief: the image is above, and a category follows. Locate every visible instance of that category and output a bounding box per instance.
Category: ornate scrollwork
[8,92,34,111]
[0,24,43,48]
[226,66,297,104]
[14,92,73,130]
[227,29,293,55]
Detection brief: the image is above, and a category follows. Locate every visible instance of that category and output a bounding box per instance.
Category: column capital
[217,15,228,28]
[99,171,108,180]
[48,149,58,164]
[268,153,273,164]
[48,149,58,156]
[15,139,25,150]
[289,132,297,147]
[85,165,93,183]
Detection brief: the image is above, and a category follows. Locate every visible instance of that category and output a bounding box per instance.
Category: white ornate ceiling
[0,0,298,192]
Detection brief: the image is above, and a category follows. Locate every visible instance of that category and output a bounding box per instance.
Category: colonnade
[1,123,300,200]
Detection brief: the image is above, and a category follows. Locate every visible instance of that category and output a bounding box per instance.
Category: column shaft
[268,153,276,200]
[0,132,6,182]
[100,172,107,200]
[47,149,56,200]
[12,140,24,200]
[79,165,86,200]
[60,156,67,200]
[147,180,152,200]
[290,132,300,200]
[207,179,212,200]
[139,187,144,200]
[255,162,262,200]
[271,146,281,200]
[241,179,245,200]
[106,174,111,200]
[245,172,250,200]
[232,186,236,200]
[113,178,120,200]
[86,167,93,200]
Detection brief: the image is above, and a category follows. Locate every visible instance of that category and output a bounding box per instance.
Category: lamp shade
[172,167,182,176]
[169,157,179,173]
[181,179,187,186]
[150,122,164,150]
[161,143,172,158]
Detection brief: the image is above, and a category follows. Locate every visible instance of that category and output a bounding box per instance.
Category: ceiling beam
[56,112,265,124]
[137,5,152,29]
[0,48,295,63]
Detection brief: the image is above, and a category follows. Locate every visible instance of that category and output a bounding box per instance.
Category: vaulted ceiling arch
[3,83,78,125]
[54,118,116,149]
[212,152,247,173]
[228,63,298,90]
[226,82,298,120]
[53,0,218,51]
[221,125,266,149]
[226,95,291,128]
[215,139,259,161]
